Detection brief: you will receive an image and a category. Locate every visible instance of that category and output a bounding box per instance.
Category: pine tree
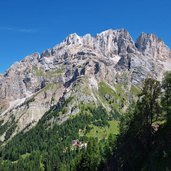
[162,72,171,123]
[116,78,161,170]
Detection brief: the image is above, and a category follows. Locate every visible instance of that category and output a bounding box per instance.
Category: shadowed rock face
[0,28,170,141]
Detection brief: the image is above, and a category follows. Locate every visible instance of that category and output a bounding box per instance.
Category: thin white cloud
[0,26,38,33]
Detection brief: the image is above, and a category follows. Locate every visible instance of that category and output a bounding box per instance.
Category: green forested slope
[104,73,171,171]
[0,101,120,170]
[1,73,171,171]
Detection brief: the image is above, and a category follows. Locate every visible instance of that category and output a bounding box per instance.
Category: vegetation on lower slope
[98,81,140,112]
[103,72,171,171]
[86,120,119,139]
[1,72,171,171]
[0,98,120,170]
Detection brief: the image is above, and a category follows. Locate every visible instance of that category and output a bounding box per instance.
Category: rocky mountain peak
[136,32,171,60]
[41,49,51,58]
[83,29,136,56]
[64,33,82,46]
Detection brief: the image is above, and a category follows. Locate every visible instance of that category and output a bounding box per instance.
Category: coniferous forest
[0,72,171,170]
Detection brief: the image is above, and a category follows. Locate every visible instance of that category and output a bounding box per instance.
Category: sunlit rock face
[136,32,171,60]
[0,28,170,141]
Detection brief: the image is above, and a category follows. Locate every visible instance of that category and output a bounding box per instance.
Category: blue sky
[0,0,171,73]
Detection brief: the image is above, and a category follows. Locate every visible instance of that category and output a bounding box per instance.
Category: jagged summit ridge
[1,28,170,100]
[50,29,136,57]
[40,29,170,59]
[136,32,171,60]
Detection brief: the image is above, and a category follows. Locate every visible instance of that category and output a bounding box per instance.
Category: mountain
[0,29,170,143]
[0,28,171,170]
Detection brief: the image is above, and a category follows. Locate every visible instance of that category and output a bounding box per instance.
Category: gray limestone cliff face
[0,28,170,107]
[135,32,171,60]
[0,28,170,142]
